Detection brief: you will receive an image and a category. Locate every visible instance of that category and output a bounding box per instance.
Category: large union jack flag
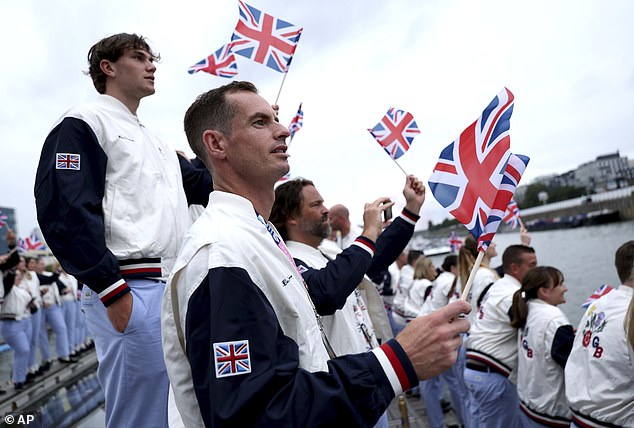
[188,44,238,78]
[230,1,303,73]
[288,103,303,142]
[428,88,529,251]
[503,198,521,229]
[18,230,47,252]
[368,108,420,160]
[581,284,614,308]
[213,340,251,378]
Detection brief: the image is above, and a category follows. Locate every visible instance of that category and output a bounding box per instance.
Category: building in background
[518,151,633,205]
[575,151,632,192]
[0,206,17,253]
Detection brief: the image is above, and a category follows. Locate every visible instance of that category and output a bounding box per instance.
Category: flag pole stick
[391,158,409,177]
[518,216,525,230]
[461,251,485,302]
[274,72,289,106]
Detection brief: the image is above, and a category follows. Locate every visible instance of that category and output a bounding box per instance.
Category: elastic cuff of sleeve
[99,279,130,307]
[400,208,420,225]
[371,339,419,396]
[353,236,376,256]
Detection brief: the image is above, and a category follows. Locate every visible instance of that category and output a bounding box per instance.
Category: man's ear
[287,214,299,227]
[203,130,226,160]
[100,59,115,78]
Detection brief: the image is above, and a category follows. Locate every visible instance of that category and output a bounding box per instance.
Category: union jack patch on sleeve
[213,339,251,378]
[56,153,81,170]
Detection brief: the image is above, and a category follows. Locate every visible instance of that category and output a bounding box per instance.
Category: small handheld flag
[288,103,303,142]
[230,1,303,73]
[448,231,463,253]
[503,198,521,229]
[18,230,47,252]
[581,284,614,308]
[368,107,420,160]
[188,44,238,78]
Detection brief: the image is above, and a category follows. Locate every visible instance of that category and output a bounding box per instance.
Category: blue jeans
[40,304,70,360]
[28,309,42,370]
[62,299,77,353]
[464,367,520,428]
[2,318,33,383]
[82,280,168,428]
[421,376,444,428]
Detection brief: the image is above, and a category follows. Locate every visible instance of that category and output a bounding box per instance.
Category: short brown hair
[87,33,159,94]
[184,81,258,170]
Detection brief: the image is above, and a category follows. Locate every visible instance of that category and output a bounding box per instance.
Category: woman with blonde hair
[457,234,499,319]
[404,255,436,318]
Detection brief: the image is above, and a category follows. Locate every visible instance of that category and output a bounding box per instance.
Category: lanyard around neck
[256,213,337,359]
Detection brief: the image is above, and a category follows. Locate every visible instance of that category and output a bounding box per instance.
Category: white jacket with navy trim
[35,95,197,306]
[162,191,418,428]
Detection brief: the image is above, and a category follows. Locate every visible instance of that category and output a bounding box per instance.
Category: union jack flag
[0,210,7,229]
[428,88,529,251]
[18,231,47,252]
[503,198,521,229]
[448,231,463,253]
[368,108,420,160]
[188,44,238,78]
[213,340,251,378]
[581,284,614,308]
[476,153,529,250]
[230,1,303,73]
[56,153,80,170]
[288,103,303,142]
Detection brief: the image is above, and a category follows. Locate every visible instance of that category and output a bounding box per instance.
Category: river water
[427,219,634,327]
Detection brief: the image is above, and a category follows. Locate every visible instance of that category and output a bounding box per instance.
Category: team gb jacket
[162,191,418,428]
[35,95,201,306]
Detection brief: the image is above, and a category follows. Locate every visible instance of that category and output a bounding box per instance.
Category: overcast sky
[2,0,633,237]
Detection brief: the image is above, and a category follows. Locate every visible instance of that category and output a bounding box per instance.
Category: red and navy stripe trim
[519,401,571,428]
[98,279,130,307]
[400,208,420,225]
[570,409,622,428]
[465,349,512,377]
[353,236,376,256]
[371,339,418,395]
[119,257,162,279]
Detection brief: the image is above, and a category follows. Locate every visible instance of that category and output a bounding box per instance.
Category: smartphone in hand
[383,204,392,222]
